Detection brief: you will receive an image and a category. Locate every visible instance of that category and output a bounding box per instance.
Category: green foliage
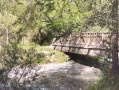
[0,0,110,45]
[87,59,117,90]
[0,13,17,28]
[0,42,68,68]
[0,1,117,89]
[87,74,119,90]
[0,43,45,67]
[0,0,113,69]
[86,26,109,32]
[18,40,68,63]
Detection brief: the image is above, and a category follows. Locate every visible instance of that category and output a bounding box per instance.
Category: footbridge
[52,32,115,56]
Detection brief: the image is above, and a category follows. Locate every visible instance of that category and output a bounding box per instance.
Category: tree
[0,0,18,45]
[111,0,118,75]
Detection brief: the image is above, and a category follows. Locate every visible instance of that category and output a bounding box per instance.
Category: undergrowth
[87,73,119,90]
[0,40,68,68]
[87,52,119,90]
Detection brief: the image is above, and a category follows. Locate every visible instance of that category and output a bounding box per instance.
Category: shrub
[0,41,68,68]
[0,43,45,68]
[87,56,119,90]
[87,74,119,90]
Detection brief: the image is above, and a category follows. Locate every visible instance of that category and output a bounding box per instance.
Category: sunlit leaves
[0,13,17,27]
[0,0,97,45]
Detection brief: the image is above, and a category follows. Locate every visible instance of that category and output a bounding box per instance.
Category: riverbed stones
[0,61,101,90]
[7,61,101,83]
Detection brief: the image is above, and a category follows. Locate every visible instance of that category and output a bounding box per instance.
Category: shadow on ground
[65,52,102,68]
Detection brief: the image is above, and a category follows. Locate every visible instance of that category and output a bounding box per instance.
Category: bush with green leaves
[0,42,68,68]
[87,74,119,90]
[0,43,46,68]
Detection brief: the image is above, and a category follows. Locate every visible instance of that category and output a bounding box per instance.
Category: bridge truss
[52,32,115,56]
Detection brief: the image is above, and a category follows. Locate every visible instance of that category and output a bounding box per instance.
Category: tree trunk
[111,0,118,75]
[38,29,42,45]
[5,27,9,45]
[5,6,9,45]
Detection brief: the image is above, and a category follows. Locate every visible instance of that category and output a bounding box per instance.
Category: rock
[42,51,50,54]
[50,54,55,62]
[19,78,25,83]
[80,67,101,75]
[81,67,94,74]
[0,84,4,90]
[7,62,101,81]
[59,85,66,90]
[46,76,54,81]
[4,61,101,90]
